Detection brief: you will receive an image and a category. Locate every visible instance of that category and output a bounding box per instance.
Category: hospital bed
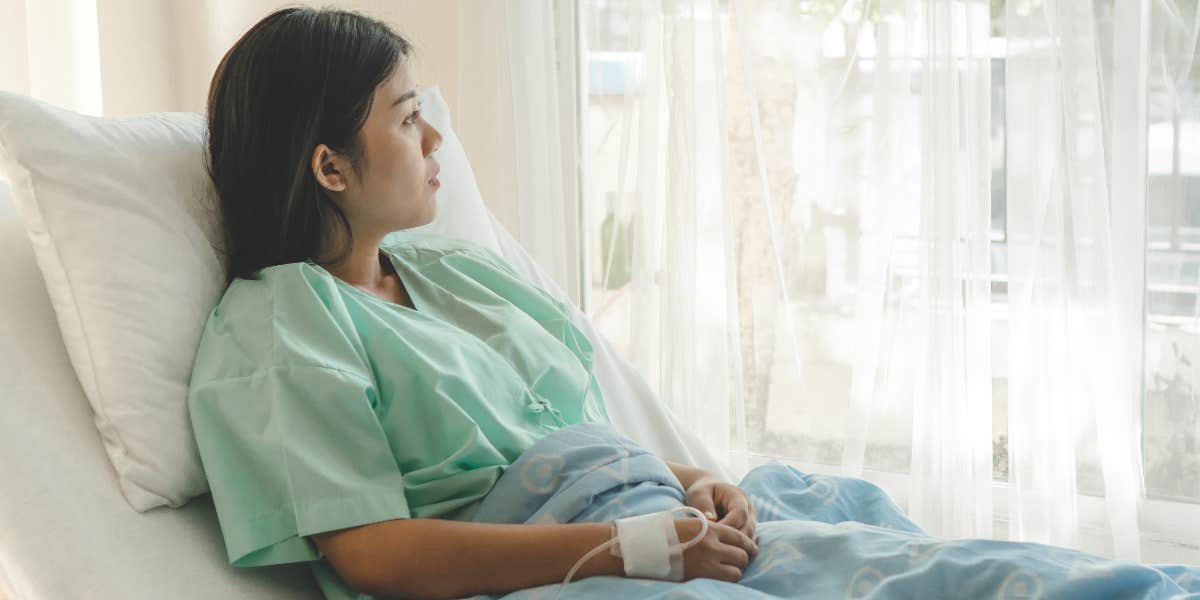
[0,87,729,599]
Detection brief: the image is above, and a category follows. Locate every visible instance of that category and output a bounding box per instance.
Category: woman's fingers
[744,502,757,541]
[715,564,743,583]
[718,507,746,530]
[686,488,719,522]
[718,494,756,540]
[714,522,759,558]
[718,544,750,568]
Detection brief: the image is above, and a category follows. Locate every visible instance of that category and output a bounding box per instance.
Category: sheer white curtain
[1001,0,1199,560]
[583,0,751,481]
[0,1,469,119]
[852,0,994,540]
[501,0,585,305]
[0,0,266,118]
[1005,0,1141,558]
[0,0,103,116]
[574,0,1200,560]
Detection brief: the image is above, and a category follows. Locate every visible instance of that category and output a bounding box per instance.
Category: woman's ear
[311,144,349,192]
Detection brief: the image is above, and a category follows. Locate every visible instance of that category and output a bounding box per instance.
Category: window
[579,0,1200,554]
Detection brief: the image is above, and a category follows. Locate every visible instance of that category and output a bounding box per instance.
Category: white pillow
[0,85,494,512]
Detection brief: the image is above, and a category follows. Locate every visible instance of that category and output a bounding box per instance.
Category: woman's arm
[664,460,722,491]
[665,460,758,540]
[312,518,623,599]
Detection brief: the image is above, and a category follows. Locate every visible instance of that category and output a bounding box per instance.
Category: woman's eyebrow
[392,89,418,107]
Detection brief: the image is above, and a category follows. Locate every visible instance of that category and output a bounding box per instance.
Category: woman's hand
[683,476,758,543]
[672,517,758,583]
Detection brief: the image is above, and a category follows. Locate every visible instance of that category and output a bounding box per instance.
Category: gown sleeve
[187,287,411,568]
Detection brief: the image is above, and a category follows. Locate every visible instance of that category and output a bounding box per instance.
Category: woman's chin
[405,203,436,229]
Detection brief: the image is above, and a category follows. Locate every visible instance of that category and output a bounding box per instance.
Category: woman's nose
[423,121,443,156]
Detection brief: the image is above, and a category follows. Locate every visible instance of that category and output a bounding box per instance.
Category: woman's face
[316,61,443,236]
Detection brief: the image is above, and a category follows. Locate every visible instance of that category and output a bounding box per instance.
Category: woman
[188,7,758,600]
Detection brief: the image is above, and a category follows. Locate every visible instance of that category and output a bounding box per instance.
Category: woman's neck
[317,238,391,289]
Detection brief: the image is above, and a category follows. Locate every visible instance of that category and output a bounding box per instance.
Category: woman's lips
[428,167,441,187]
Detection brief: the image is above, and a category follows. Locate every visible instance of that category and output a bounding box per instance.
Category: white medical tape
[553,506,707,600]
[614,511,671,579]
[612,509,686,581]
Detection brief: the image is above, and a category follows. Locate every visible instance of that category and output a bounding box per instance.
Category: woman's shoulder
[215,261,325,320]
[190,261,362,386]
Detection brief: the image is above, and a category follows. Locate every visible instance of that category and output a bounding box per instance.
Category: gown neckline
[317,247,426,315]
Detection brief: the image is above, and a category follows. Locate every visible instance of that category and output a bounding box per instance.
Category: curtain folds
[576,0,1200,560]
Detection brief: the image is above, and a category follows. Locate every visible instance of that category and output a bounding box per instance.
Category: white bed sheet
[0,187,320,599]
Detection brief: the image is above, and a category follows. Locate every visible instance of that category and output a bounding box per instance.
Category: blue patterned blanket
[466,423,1199,599]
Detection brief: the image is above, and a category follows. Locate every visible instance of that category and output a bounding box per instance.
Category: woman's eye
[404,109,422,125]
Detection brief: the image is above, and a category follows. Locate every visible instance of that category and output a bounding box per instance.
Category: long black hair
[205,6,413,284]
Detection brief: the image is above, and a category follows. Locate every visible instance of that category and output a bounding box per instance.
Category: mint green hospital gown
[186,231,610,599]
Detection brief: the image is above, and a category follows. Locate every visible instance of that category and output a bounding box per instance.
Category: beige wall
[83,0,520,232]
